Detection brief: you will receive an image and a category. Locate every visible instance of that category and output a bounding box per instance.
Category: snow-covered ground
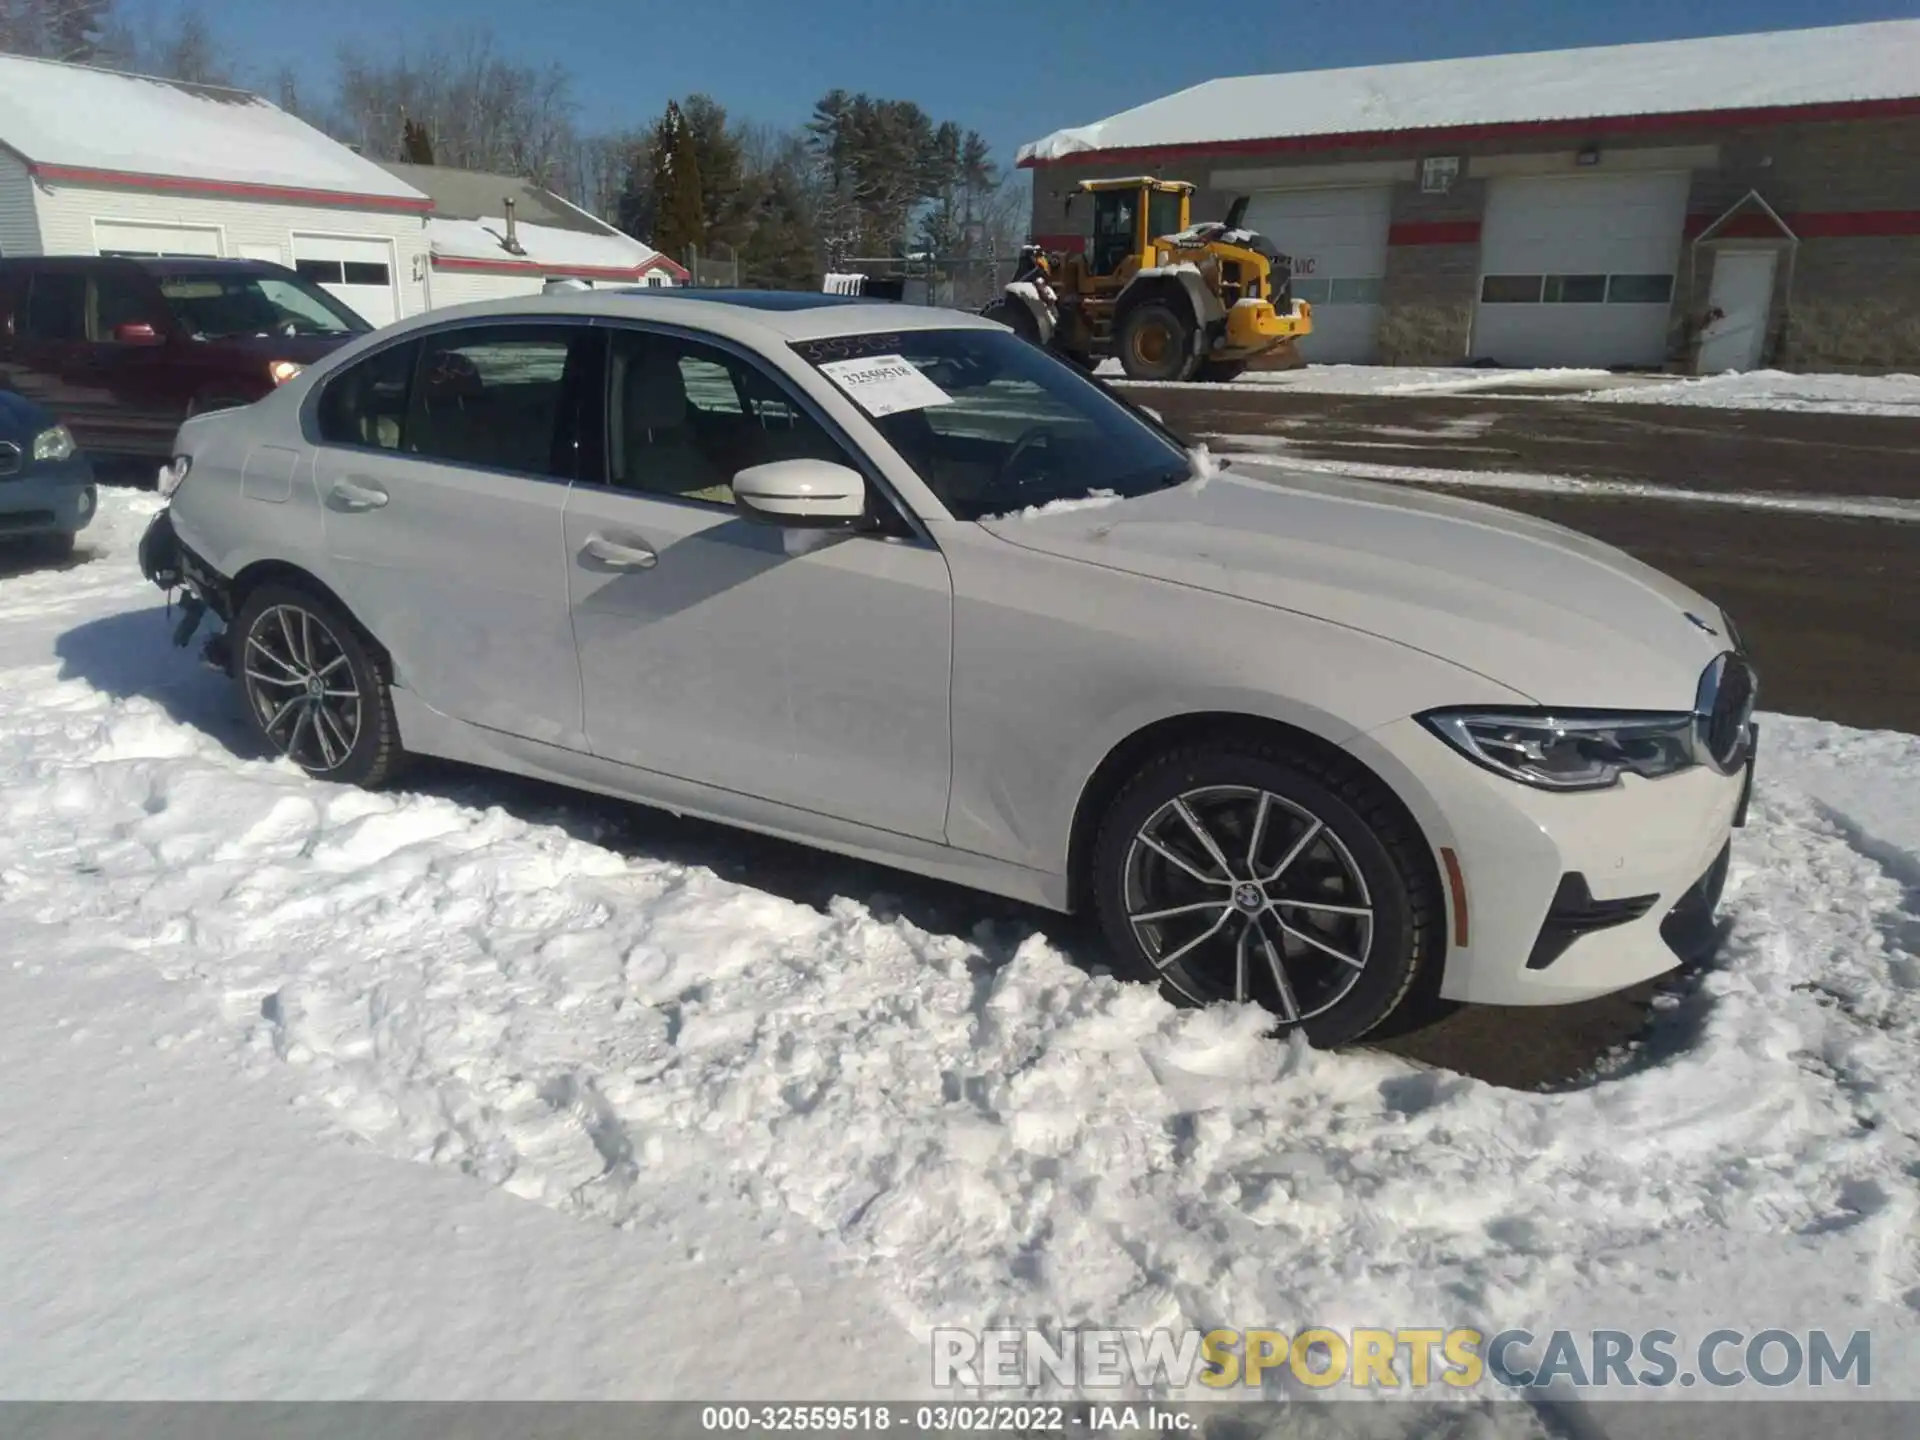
[3,489,1918,1401]
[1582,369,1920,417]
[1099,361,1920,417]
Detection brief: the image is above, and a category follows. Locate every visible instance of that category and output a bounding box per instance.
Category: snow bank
[1583,369,1920,417]
[3,490,1918,1398]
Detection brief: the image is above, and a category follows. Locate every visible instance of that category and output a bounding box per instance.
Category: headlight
[1420,709,1698,792]
[268,360,303,385]
[159,454,191,497]
[32,425,75,463]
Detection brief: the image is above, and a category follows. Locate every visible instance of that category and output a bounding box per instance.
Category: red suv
[0,257,372,462]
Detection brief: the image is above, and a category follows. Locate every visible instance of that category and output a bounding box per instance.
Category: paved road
[1134,385,1920,734]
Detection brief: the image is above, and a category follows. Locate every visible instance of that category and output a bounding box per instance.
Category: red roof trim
[28,161,433,213]
[1388,219,1481,246]
[1020,96,1920,168]
[431,252,691,281]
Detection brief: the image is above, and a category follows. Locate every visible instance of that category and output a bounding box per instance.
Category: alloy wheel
[1122,785,1374,1017]
[242,603,364,773]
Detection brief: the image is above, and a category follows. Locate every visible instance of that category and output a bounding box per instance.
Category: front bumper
[0,456,97,537]
[1352,716,1747,1006]
[1223,298,1313,351]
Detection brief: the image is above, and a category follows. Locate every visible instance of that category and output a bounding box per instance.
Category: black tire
[1117,300,1199,382]
[1195,359,1248,383]
[231,582,405,786]
[982,295,1041,345]
[1090,736,1441,1048]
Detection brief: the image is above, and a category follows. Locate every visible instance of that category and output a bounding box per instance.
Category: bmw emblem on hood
[1684,611,1719,637]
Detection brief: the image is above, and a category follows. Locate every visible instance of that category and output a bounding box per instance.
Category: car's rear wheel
[232,583,404,786]
[1090,737,1440,1047]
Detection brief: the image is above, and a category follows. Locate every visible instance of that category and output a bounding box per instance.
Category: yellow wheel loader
[983,177,1312,382]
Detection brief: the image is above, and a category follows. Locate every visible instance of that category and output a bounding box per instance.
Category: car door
[565,326,954,842]
[312,320,596,750]
[5,268,103,448]
[85,267,183,458]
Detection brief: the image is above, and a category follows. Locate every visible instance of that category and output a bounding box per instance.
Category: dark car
[0,386,96,556]
[0,256,372,463]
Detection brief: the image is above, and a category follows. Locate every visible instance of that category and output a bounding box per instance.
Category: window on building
[23,272,87,340]
[1607,274,1676,305]
[1544,274,1608,304]
[1480,274,1545,304]
[295,259,346,284]
[405,327,588,478]
[342,261,390,286]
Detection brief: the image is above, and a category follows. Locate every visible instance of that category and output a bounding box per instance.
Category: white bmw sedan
[139,290,1756,1046]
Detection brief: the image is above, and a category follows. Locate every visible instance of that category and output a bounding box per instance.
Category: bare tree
[329,31,578,185]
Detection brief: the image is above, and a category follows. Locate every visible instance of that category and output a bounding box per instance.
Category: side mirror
[113,321,164,346]
[733,458,866,529]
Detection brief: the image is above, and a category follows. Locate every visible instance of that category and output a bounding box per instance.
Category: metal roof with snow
[1019,20,1920,165]
[0,52,429,209]
[374,162,687,283]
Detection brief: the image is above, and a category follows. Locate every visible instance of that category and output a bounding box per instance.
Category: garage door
[291,235,399,328]
[94,220,222,258]
[1472,172,1689,368]
[1240,186,1391,364]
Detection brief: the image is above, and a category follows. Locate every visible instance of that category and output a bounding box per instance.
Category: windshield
[792,327,1190,520]
[157,273,370,341]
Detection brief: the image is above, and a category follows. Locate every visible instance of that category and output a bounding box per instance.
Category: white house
[0,53,681,328]
[376,161,684,303]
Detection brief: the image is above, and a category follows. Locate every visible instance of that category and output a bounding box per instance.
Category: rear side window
[314,325,594,480]
[405,326,590,479]
[24,272,86,340]
[317,340,419,451]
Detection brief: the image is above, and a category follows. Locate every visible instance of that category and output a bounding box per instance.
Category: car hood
[978,466,1731,710]
[0,385,56,440]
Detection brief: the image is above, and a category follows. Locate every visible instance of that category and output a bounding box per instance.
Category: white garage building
[1021,21,1920,372]
[0,53,434,324]
[0,53,680,326]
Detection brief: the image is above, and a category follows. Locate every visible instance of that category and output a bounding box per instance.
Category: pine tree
[740,162,820,291]
[401,115,436,165]
[648,100,706,265]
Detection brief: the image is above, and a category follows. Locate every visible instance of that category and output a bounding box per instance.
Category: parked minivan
[0,256,371,462]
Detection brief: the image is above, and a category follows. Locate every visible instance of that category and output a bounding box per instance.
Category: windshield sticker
[817,354,954,418]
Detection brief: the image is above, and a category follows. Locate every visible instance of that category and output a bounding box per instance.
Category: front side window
[24,272,86,340]
[793,327,1190,522]
[605,330,850,507]
[92,272,161,340]
[158,273,368,340]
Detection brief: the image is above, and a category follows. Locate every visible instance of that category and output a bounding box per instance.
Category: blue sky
[183,0,1915,172]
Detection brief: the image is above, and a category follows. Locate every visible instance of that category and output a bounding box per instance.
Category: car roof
[377,288,1004,347]
[0,255,288,275]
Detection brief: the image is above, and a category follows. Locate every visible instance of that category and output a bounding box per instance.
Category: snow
[0,54,425,203]
[4,488,1920,1399]
[1019,20,1920,162]
[993,488,1122,518]
[1584,369,1920,417]
[1103,362,1920,415]
[1206,444,1920,522]
[427,215,665,277]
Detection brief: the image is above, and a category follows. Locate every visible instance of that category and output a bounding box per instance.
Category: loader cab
[1078,179,1193,278]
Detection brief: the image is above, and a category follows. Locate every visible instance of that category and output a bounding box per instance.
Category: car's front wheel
[232,582,404,786]
[1091,736,1440,1047]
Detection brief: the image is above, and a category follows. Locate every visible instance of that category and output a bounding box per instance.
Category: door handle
[581,533,657,570]
[329,478,389,511]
